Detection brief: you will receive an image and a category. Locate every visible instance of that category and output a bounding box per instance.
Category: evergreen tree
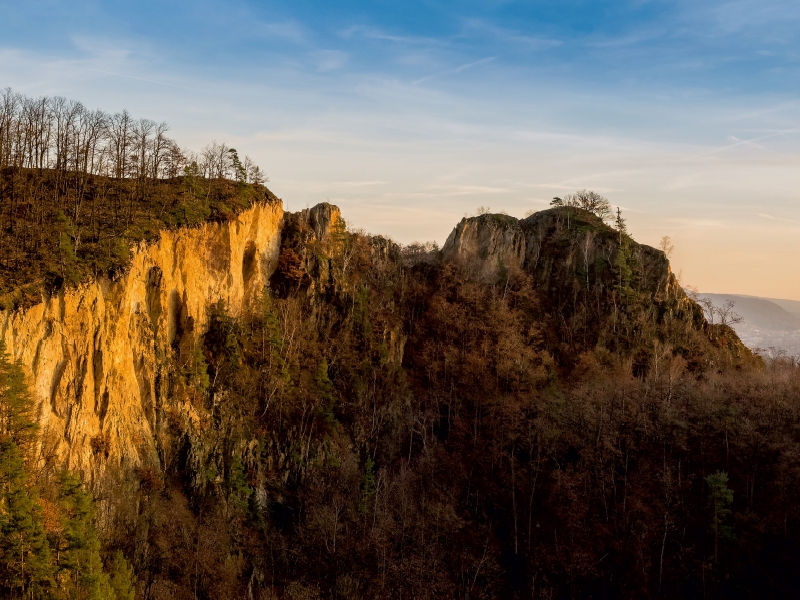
[227,148,247,185]
[224,454,252,514]
[0,341,38,449]
[54,212,80,287]
[108,551,135,600]
[0,440,53,597]
[315,359,336,429]
[54,472,110,598]
[0,343,53,597]
[706,471,735,562]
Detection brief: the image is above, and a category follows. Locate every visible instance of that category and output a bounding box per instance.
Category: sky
[1,0,799,298]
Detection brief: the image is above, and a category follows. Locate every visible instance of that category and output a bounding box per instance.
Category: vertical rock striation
[0,201,283,474]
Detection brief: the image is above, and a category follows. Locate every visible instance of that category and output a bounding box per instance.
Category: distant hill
[743,295,800,321]
[699,292,800,355]
[698,294,800,332]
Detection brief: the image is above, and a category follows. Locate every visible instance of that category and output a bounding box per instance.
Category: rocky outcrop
[442,214,526,274]
[300,202,343,241]
[443,207,683,303]
[0,201,283,475]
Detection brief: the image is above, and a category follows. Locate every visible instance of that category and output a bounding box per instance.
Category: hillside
[765,296,800,320]
[0,96,797,598]
[442,206,751,372]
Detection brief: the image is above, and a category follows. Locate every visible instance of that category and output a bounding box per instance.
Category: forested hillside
[2,90,800,599]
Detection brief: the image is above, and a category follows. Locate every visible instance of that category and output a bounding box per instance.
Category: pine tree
[224,454,253,514]
[0,341,38,449]
[0,440,54,597]
[54,212,80,287]
[706,471,735,562]
[108,551,135,600]
[614,207,628,242]
[54,472,110,598]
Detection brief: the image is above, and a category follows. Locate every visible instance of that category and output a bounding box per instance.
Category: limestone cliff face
[443,208,684,303]
[0,201,283,475]
[300,202,342,242]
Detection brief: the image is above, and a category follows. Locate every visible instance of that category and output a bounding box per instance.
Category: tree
[0,342,38,449]
[563,189,612,222]
[705,471,735,562]
[658,235,674,259]
[54,472,111,598]
[227,148,247,185]
[53,212,80,287]
[614,207,627,237]
[108,551,135,600]
[0,343,52,597]
[718,299,744,327]
[0,440,54,597]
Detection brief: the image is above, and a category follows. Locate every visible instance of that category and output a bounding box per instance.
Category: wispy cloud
[254,21,307,43]
[412,56,495,84]
[339,25,448,48]
[458,18,562,50]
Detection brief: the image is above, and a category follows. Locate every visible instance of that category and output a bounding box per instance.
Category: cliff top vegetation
[0,88,278,310]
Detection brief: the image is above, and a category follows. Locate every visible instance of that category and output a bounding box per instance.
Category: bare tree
[695,296,744,327]
[149,121,171,179]
[563,190,612,222]
[659,236,674,259]
[131,118,155,180]
[698,297,717,325]
[718,299,744,327]
[578,230,595,290]
[108,110,132,179]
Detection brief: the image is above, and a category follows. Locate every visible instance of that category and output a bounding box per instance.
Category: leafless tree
[108,110,132,179]
[659,236,674,259]
[718,299,744,327]
[563,189,612,222]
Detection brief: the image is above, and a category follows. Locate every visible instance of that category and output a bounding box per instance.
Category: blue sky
[2,0,800,297]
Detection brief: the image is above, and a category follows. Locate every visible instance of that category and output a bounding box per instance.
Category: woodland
[2,89,800,599]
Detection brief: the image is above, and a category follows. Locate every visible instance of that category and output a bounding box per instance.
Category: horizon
[3,0,799,299]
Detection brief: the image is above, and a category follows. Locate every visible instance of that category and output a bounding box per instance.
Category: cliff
[443,207,684,303]
[442,213,526,274]
[0,201,283,475]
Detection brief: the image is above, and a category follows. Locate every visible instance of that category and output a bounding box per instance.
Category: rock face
[442,214,526,272]
[300,202,343,241]
[443,207,682,303]
[0,201,283,474]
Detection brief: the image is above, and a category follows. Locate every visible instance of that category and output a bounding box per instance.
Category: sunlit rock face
[0,201,283,475]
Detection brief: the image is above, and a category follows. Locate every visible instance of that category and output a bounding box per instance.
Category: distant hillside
[698,294,800,332]
[748,296,800,321]
[699,292,800,355]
